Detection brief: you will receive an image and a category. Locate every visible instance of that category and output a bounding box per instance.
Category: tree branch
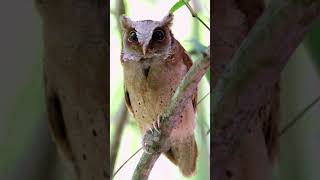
[212,0,264,86]
[132,50,210,180]
[110,100,128,176]
[212,0,320,179]
[182,0,210,30]
[279,95,320,136]
[111,0,127,176]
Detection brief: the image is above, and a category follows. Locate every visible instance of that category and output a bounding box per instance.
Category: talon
[156,116,161,129]
[152,121,160,133]
[152,115,161,133]
[148,127,153,133]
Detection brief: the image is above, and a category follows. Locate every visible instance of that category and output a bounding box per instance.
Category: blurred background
[0,1,69,180]
[278,24,320,180]
[0,1,319,180]
[109,0,210,180]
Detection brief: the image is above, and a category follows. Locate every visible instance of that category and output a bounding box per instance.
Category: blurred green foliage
[306,23,320,73]
[169,0,191,13]
[0,61,45,172]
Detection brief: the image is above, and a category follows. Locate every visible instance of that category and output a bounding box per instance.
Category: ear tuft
[120,15,133,30]
[160,13,174,27]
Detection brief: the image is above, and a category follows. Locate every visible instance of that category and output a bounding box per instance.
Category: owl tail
[164,135,198,177]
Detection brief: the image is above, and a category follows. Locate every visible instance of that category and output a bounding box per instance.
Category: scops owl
[120,14,198,176]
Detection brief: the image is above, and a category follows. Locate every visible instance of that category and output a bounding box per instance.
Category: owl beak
[142,45,147,56]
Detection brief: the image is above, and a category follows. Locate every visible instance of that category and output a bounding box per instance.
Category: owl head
[120,14,174,60]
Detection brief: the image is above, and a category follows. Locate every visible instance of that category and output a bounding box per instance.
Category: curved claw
[157,116,160,129]
[152,121,160,133]
[152,115,161,133]
[148,127,154,133]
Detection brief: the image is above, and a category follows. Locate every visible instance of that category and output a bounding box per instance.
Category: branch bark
[132,51,210,180]
[212,0,264,86]
[35,1,109,179]
[212,0,320,179]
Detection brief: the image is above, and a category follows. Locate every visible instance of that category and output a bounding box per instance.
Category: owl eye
[152,29,165,41]
[128,30,138,42]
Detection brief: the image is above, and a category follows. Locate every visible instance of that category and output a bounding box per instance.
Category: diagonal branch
[279,95,320,136]
[111,0,127,176]
[182,0,210,30]
[132,49,210,180]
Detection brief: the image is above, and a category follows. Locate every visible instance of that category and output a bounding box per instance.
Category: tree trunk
[212,1,276,179]
[35,1,109,179]
[212,0,320,179]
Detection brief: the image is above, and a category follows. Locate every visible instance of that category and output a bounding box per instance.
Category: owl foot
[143,120,161,154]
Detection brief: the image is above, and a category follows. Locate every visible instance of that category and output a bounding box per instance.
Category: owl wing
[124,85,134,116]
[182,51,197,112]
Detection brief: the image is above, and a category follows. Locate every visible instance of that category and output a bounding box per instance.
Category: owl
[119,14,198,177]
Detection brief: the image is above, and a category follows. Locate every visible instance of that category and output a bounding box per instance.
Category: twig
[183,0,210,31]
[130,90,319,139]
[279,95,320,136]
[198,91,211,135]
[115,0,126,32]
[113,147,143,178]
[110,100,128,176]
[132,152,161,180]
[197,91,210,105]
[132,50,210,180]
[206,90,320,137]
[111,0,127,175]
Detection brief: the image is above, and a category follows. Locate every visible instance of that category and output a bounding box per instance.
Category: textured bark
[212,1,275,179]
[212,0,264,86]
[35,1,109,180]
[212,0,320,180]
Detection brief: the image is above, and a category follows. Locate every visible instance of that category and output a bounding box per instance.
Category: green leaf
[169,0,190,14]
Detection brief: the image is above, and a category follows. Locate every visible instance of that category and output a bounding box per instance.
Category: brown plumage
[120,14,198,176]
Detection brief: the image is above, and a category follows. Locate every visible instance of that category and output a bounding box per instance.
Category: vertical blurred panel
[305,22,320,73]
[280,44,320,180]
[110,0,210,179]
[0,0,58,179]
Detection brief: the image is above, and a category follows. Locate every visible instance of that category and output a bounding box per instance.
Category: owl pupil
[152,30,164,41]
[128,31,138,42]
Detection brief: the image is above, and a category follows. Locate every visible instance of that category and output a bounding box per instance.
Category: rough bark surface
[35,1,109,179]
[212,2,276,179]
[212,0,320,179]
[212,0,265,86]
